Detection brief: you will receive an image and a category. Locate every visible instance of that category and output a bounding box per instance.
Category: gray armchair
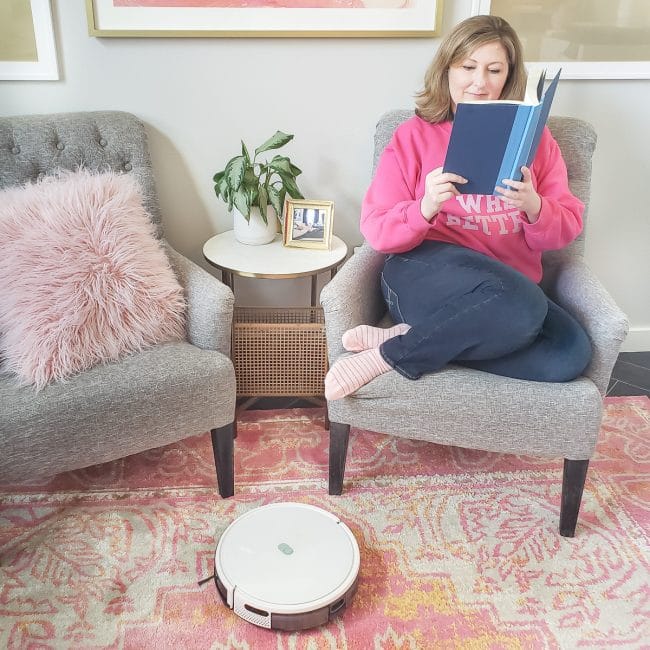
[321,113,629,537]
[0,111,236,497]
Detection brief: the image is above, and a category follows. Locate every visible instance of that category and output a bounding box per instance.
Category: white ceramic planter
[233,207,278,246]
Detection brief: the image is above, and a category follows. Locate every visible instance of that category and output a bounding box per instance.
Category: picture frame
[0,0,58,81]
[471,0,650,79]
[86,0,442,38]
[283,200,334,250]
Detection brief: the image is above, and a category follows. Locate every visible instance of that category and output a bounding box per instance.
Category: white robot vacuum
[213,502,360,631]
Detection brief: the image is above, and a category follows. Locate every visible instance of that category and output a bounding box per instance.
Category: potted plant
[213,131,304,245]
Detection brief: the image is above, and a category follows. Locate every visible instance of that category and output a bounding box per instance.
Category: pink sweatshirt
[360,115,584,282]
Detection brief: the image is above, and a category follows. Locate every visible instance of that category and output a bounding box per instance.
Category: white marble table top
[203,231,348,279]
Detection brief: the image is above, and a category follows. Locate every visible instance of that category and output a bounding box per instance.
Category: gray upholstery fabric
[1,344,236,481]
[0,111,236,482]
[541,256,629,395]
[0,110,162,235]
[321,113,629,460]
[165,244,234,356]
[330,366,602,458]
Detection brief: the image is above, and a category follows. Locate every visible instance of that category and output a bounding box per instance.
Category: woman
[325,15,591,400]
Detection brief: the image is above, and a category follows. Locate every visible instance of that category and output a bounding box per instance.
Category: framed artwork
[0,0,58,81]
[86,0,443,38]
[283,200,334,250]
[471,0,650,79]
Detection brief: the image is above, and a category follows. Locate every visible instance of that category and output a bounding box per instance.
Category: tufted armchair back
[371,111,597,260]
[0,111,162,235]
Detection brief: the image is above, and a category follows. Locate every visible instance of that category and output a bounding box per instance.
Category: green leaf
[277,172,304,199]
[255,131,293,157]
[214,173,230,201]
[269,155,301,177]
[268,156,293,175]
[213,170,225,184]
[255,185,269,210]
[258,185,268,224]
[241,140,251,164]
[267,185,283,217]
[233,188,250,219]
[226,156,246,191]
[243,167,257,188]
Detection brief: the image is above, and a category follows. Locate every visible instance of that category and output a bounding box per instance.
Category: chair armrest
[320,243,387,362]
[543,256,629,395]
[164,243,234,356]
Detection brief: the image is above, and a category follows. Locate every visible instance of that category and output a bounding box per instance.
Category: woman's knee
[479,270,548,343]
[537,321,592,382]
[382,245,547,343]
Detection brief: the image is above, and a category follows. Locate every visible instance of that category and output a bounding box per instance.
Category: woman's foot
[341,323,411,352]
[324,348,392,400]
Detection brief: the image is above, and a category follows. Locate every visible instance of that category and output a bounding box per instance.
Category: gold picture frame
[0,0,58,80]
[86,0,442,38]
[472,0,650,79]
[283,199,334,250]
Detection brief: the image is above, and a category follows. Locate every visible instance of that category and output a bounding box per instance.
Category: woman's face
[448,40,509,111]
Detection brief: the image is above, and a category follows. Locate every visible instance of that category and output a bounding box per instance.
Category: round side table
[203,232,348,411]
[203,232,348,306]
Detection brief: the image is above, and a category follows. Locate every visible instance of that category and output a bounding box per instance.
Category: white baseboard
[620,327,650,352]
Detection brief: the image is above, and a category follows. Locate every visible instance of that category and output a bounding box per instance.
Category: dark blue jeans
[379,241,592,382]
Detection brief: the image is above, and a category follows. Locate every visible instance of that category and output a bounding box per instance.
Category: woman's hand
[420,167,467,222]
[495,166,542,222]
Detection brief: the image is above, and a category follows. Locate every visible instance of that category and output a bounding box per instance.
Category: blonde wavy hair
[415,15,527,124]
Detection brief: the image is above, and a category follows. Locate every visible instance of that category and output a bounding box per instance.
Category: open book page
[523,66,547,104]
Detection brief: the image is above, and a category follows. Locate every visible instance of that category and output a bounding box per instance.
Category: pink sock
[342,323,411,352]
[325,348,392,400]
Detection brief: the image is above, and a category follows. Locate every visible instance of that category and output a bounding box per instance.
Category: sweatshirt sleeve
[522,128,585,251]
[360,129,432,254]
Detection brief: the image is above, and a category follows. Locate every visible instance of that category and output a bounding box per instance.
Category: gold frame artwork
[283,200,334,250]
[0,0,58,80]
[86,0,443,38]
[471,0,650,79]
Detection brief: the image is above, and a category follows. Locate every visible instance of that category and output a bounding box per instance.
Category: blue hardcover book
[443,68,561,195]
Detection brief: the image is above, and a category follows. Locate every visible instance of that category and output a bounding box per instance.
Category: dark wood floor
[239,352,650,410]
[607,351,650,397]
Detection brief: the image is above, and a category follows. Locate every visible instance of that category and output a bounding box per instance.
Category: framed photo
[471,0,650,79]
[86,0,442,38]
[283,200,334,250]
[0,0,58,81]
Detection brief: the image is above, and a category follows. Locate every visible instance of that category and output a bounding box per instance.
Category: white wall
[1,0,648,350]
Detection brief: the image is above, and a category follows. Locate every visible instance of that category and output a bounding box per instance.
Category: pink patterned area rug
[1,397,649,649]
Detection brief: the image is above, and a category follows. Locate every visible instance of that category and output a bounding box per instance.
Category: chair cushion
[0,169,186,388]
[327,362,603,459]
[0,342,236,482]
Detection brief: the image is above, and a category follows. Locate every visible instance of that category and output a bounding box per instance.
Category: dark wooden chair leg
[329,421,351,495]
[211,422,235,498]
[559,458,589,537]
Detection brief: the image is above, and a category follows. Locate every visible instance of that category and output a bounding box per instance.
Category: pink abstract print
[113,1,411,7]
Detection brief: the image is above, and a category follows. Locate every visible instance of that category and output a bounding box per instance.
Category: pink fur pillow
[0,169,186,389]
